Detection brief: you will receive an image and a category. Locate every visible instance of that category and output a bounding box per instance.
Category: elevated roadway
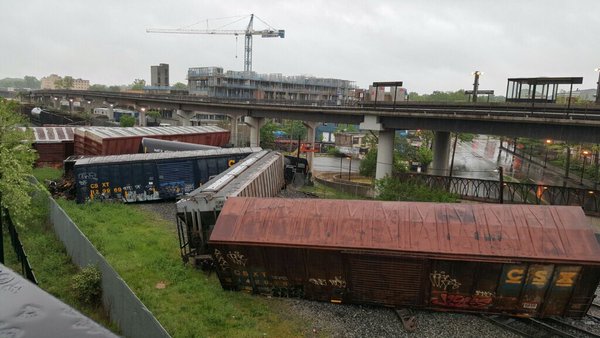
[29,89,600,143]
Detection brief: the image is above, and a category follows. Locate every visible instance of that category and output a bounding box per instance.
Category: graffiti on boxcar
[227,251,248,267]
[308,276,347,288]
[475,290,495,297]
[431,292,494,309]
[214,249,230,272]
[429,271,461,291]
[78,172,97,180]
[272,285,304,298]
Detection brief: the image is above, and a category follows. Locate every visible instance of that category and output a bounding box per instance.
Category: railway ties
[481,314,599,338]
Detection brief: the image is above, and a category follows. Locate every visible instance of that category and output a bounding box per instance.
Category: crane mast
[147,14,284,72]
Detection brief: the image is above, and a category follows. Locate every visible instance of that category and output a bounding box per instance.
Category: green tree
[131,79,146,90]
[282,120,307,140]
[0,99,37,221]
[54,78,64,89]
[119,115,135,127]
[359,148,408,178]
[376,177,458,202]
[416,146,433,167]
[172,82,188,90]
[260,120,278,149]
[108,85,121,92]
[63,76,74,90]
[89,84,108,91]
[23,76,41,89]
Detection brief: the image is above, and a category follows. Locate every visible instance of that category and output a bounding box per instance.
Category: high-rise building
[151,63,169,87]
[187,67,355,105]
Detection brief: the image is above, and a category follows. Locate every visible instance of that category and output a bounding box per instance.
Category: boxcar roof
[74,147,261,165]
[210,198,600,265]
[21,127,75,143]
[75,126,226,140]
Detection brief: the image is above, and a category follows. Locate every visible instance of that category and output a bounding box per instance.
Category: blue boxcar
[73,147,261,203]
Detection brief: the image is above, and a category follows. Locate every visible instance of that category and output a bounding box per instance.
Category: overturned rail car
[209,198,600,318]
[73,147,261,203]
[176,151,285,264]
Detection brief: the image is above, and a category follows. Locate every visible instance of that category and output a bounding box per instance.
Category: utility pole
[498,166,504,204]
[595,68,600,105]
[472,71,482,102]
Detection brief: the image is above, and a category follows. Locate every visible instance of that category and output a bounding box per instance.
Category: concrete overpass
[28,89,600,180]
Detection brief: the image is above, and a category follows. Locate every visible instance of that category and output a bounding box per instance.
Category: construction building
[187,67,355,105]
[151,63,169,87]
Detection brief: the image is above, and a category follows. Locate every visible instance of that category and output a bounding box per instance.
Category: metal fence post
[498,166,504,204]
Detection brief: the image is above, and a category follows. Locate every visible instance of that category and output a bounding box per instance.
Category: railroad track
[483,313,600,338]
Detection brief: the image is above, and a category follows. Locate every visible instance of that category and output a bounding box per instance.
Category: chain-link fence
[48,199,170,338]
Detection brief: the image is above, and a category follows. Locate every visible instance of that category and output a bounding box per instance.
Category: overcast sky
[1,0,599,94]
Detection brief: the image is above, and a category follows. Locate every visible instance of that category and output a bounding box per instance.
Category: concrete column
[431,131,451,176]
[139,110,146,127]
[107,106,114,121]
[244,116,265,148]
[303,121,317,172]
[176,110,194,126]
[376,129,395,180]
[53,98,60,109]
[228,112,244,147]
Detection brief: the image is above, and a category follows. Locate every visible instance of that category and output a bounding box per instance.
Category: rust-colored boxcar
[26,127,76,167]
[209,198,600,318]
[74,126,230,156]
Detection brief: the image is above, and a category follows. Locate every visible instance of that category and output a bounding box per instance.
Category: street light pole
[348,156,352,180]
[595,68,600,105]
[544,139,552,168]
[581,150,590,185]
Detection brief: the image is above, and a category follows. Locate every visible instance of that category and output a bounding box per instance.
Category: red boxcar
[26,127,76,167]
[210,198,600,318]
[74,126,230,156]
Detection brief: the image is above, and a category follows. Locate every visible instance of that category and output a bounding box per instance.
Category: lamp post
[595,68,600,105]
[339,155,343,180]
[544,139,552,168]
[580,150,590,185]
[347,156,352,180]
[472,71,483,102]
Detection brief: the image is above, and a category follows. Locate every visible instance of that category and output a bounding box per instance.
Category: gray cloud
[1,0,599,93]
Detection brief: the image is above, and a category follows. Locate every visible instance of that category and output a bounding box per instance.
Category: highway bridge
[27,89,600,180]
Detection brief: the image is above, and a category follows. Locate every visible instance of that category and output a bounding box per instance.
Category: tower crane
[147,14,285,72]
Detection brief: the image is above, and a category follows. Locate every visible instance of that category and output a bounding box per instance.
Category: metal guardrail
[1,207,38,284]
[395,173,600,216]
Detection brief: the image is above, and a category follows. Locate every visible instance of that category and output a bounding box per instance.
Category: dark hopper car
[72,147,261,203]
[209,198,600,318]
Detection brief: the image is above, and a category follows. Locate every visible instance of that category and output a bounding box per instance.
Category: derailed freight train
[176,150,285,265]
[209,198,600,318]
[72,147,261,203]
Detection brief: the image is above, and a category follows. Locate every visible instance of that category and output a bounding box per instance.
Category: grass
[57,199,313,338]
[2,187,118,333]
[299,181,369,200]
[32,167,63,182]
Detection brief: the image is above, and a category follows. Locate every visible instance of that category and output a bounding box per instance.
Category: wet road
[449,135,588,188]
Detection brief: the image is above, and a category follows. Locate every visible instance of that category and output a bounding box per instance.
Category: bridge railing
[394,173,600,216]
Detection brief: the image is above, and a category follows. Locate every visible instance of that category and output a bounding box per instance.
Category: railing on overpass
[394,172,600,216]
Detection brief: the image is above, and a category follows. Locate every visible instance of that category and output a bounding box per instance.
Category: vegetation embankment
[57,199,312,337]
[2,170,118,332]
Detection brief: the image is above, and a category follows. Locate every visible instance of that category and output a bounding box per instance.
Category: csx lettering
[556,272,577,287]
[228,159,236,167]
[101,182,110,188]
[532,270,548,286]
[505,269,524,284]
[90,183,99,189]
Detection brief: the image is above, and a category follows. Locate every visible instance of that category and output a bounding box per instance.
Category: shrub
[72,265,102,305]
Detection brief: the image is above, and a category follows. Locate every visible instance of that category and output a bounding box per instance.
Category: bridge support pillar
[303,121,317,172]
[244,116,265,147]
[360,115,395,180]
[376,129,395,180]
[228,112,244,147]
[107,105,114,121]
[176,110,194,126]
[431,131,451,175]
